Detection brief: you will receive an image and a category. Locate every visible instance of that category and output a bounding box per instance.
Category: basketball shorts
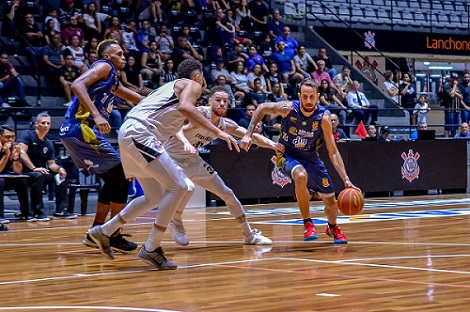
[171,154,217,182]
[277,154,335,194]
[60,122,120,175]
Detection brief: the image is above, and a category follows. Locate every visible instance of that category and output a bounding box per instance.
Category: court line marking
[0,307,179,312]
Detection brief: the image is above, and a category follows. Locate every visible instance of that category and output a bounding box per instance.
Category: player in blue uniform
[59,40,144,253]
[240,79,359,243]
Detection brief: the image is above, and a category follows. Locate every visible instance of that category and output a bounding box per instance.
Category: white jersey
[125,79,188,144]
[165,106,228,160]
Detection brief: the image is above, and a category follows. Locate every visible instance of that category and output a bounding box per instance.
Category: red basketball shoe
[304,221,318,241]
[325,225,348,244]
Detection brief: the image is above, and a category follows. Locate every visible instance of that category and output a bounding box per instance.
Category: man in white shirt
[346,80,378,124]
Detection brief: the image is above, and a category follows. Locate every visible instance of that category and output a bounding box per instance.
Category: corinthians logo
[401,149,420,182]
[270,156,292,188]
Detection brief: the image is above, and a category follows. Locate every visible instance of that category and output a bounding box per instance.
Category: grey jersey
[165,106,228,159]
[125,79,188,144]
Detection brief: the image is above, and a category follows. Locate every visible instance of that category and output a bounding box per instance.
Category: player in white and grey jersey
[88,60,239,270]
[164,86,282,245]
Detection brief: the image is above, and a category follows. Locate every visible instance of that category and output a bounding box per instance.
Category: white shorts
[172,154,218,182]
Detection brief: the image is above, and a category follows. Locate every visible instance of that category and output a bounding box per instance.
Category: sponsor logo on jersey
[322,178,330,187]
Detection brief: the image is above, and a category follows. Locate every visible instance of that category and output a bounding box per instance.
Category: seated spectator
[2,0,27,41]
[235,0,251,31]
[247,64,267,92]
[319,79,347,125]
[413,94,430,125]
[313,47,336,79]
[230,60,251,103]
[333,66,353,102]
[215,8,235,47]
[60,53,81,106]
[61,15,85,47]
[19,14,45,74]
[172,36,203,69]
[366,123,377,139]
[294,45,316,79]
[377,126,391,141]
[225,9,252,47]
[268,82,288,101]
[0,124,31,224]
[227,43,249,65]
[137,19,151,54]
[346,80,378,125]
[141,40,162,84]
[122,20,140,57]
[312,60,344,97]
[159,59,178,86]
[384,70,399,104]
[42,33,64,84]
[400,72,418,124]
[238,103,256,128]
[0,52,30,108]
[104,16,124,49]
[65,35,86,69]
[274,26,299,59]
[211,58,232,84]
[265,62,282,93]
[268,9,284,41]
[44,18,61,45]
[84,37,99,60]
[138,0,164,25]
[214,75,236,108]
[250,78,268,107]
[59,0,82,30]
[271,41,303,84]
[44,8,60,33]
[249,0,268,32]
[247,45,268,73]
[82,3,102,39]
[410,122,427,140]
[258,33,274,59]
[155,25,174,62]
[121,55,152,96]
[454,122,470,138]
[19,113,76,220]
[330,113,348,142]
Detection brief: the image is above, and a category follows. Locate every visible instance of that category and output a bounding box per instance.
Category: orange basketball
[337,188,364,215]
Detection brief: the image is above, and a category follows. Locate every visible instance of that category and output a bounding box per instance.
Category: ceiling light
[428,66,453,70]
[423,62,430,65]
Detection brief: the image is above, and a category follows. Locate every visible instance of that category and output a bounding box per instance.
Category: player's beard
[212,106,227,117]
[301,101,315,113]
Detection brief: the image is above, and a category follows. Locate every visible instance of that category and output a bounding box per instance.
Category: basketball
[337,188,364,215]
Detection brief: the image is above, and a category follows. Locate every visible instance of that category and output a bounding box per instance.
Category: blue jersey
[64,60,119,127]
[279,100,326,160]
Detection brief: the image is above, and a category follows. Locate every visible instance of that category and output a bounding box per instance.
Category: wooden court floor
[2,194,470,311]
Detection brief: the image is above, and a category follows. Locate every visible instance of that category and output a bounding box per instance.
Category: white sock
[236,216,252,236]
[144,223,165,251]
[101,215,124,237]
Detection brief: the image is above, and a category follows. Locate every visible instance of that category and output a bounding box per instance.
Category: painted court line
[0,307,179,312]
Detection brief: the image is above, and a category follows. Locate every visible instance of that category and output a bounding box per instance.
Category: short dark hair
[36,112,50,122]
[97,39,119,59]
[177,59,202,79]
[299,78,318,92]
[0,124,14,135]
[210,86,228,97]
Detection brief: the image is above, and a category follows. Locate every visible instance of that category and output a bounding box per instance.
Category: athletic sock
[328,222,336,229]
[144,223,165,251]
[303,218,313,225]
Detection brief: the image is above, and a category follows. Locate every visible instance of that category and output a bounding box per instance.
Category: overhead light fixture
[415,73,427,77]
[430,74,441,78]
[423,62,430,65]
[428,66,453,70]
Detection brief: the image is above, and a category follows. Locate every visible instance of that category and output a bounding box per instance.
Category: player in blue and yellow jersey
[59,39,144,253]
[240,79,359,243]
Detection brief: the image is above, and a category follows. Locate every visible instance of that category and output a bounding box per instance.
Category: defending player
[88,59,239,269]
[59,39,144,253]
[165,86,279,246]
[240,79,358,243]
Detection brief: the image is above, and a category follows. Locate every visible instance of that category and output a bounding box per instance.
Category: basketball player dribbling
[240,79,359,243]
[88,59,240,269]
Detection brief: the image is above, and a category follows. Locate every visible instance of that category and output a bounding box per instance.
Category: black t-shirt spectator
[18,130,55,171]
[19,22,44,47]
[59,65,81,83]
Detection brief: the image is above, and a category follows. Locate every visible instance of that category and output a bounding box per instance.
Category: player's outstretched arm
[174,129,197,154]
[176,80,240,152]
[240,101,291,152]
[114,81,145,105]
[225,118,277,151]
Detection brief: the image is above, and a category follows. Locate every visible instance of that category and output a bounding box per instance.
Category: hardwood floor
[2,194,470,311]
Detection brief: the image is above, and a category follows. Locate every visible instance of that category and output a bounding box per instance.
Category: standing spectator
[312,47,336,79]
[159,59,178,86]
[319,79,347,125]
[65,34,86,69]
[19,113,76,220]
[459,70,470,123]
[19,14,45,74]
[246,45,268,73]
[454,122,470,138]
[268,9,284,41]
[399,72,418,124]
[42,33,64,84]
[413,94,430,125]
[155,24,174,62]
[270,41,302,84]
[346,80,378,125]
[330,113,348,142]
[0,52,29,108]
[294,45,316,79]
[384,70,399,104]
[61,15,85,46]
[0,124,31,224]
[442,73,462,137]
[274,26,299,59]
[140,40,162,84]
[210,58,232,84]
[249,0,268,32]
[333,66,353,102]
[312,60,344,97]
[60,54,81,106]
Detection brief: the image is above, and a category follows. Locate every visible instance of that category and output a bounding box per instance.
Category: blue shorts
[277,154,335,194]
[60,122,120,175]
